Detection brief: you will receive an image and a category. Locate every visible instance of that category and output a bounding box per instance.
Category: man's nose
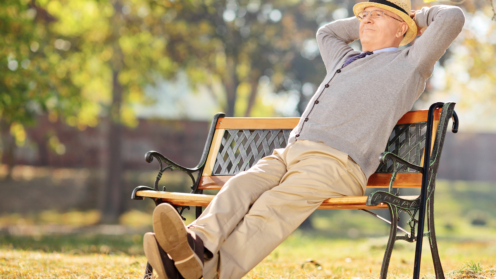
[362,19,374,26]
[363,14,374,23]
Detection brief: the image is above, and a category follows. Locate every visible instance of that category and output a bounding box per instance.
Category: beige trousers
[188,140,367,279]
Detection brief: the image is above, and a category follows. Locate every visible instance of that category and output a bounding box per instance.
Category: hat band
[368,0,409,16]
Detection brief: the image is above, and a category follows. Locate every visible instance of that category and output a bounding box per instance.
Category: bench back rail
[196,108,443,192]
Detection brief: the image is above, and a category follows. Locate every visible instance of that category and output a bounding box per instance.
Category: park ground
[1,232,495,278]
[1,180,496,278]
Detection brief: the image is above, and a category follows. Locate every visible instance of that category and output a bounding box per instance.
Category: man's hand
[410,10,424,36]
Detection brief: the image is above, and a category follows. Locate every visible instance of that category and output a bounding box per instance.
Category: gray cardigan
[287,5,465,179]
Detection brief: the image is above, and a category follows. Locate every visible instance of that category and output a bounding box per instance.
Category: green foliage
[158,0,340,117]
[42,0,185,128]
[425,4,496,131]
[1,0,187,132]
[0,0,80,127]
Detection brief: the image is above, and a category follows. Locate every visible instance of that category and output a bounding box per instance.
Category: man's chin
[359,37,373,45]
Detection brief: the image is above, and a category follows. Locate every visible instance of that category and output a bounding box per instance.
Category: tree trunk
[244,70,261,117]
[224,56,239,117]
[100,69,124,224]
[100,1,124,223]
[0,121,16,181]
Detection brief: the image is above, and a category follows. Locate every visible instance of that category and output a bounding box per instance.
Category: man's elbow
[316,25,334,47]
[316,26,328,42]
[443,6,465,31]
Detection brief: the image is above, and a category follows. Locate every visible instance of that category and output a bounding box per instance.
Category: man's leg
[150,147,290,279]
[216,140,367,279]
[187,147,290,254]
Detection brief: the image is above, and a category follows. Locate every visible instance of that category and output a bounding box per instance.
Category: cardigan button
[296,134,300,137]
[325,84,329,88]
[304,118,309,122]
[315,100,319,104]
[337,69,341,73]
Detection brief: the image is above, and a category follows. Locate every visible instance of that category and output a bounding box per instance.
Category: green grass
[1,179,496,277]
[0,234,144,255]
[1,232,495,278]
[464,261,483,273]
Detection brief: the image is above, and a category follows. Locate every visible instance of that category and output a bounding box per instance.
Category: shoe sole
[143,232,168,279]
[153,203,203,279]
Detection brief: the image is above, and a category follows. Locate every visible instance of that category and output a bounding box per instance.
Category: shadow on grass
[0,234,145,255]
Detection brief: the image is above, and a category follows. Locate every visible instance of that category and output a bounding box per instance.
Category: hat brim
[353,2,417,46]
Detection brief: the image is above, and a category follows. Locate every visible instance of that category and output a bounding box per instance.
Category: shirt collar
[373,47,399,54]
[350,47,398,61]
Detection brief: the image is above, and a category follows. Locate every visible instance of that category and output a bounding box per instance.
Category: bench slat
[136,190,417,210]
[217,118,300,129]
[199,173,422,190]
[215,109,441,129]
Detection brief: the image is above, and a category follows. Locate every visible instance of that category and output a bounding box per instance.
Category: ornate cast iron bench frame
[131,102,458,279]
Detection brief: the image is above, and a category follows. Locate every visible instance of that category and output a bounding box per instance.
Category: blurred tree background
[1,0,496,226]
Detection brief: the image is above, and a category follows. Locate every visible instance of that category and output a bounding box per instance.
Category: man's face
[359,6,406,48]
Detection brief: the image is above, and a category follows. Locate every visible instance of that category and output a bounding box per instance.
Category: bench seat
[199,173,423,190]
[135,190,417,210]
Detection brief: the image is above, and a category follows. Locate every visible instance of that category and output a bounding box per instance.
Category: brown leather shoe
[143,232,184,279]
[153,203,204,279]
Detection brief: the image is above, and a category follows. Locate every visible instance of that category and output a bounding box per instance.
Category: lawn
[1,232,495,278]
[1,180,496,278]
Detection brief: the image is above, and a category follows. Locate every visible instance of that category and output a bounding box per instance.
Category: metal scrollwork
[367,191,419,210]
[145,151,197,192]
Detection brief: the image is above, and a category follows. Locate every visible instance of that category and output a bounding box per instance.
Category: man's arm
[317,17,360,71]
[408,5,465,79]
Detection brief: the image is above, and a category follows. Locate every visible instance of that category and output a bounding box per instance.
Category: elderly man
[143,0,465,278]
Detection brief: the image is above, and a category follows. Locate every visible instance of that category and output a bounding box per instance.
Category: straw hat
[353,0,418,46]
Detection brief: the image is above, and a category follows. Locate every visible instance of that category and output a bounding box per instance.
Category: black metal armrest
[144,151,199,193]
[140,113,226,194]
[367,191,419,209]
[132,152,196,200]
[144,113,226,175]
[145,151,199,173]
[451,110,458,133]
[379,152,424,173]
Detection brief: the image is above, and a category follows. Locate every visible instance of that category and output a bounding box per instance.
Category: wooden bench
[131,102,458,279]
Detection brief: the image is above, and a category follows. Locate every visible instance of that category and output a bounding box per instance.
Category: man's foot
[153,203,204,279]
[143,232,184,279]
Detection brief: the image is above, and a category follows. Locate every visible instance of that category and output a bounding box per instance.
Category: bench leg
[427,195,445,278]
[196,206,203,219]
[143,261,153,279]
[379,204,399,279]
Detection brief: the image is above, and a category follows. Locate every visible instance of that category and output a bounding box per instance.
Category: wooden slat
[421,110,441,166]
[137,191,213,207]
[319,204,388,209]
[396,108,441,125]
[199,173,422,190]
[216,117,300,129]
[199,176,231,189]
[135,191,417,210]
[366,173,422,188]
[203,129,225,176]
[214,109,441,130]
[321,195,417,204]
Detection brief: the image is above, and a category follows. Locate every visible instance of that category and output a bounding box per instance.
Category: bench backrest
[197,104,454,192]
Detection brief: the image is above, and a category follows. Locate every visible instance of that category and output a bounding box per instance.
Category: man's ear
[400,23,408,38]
